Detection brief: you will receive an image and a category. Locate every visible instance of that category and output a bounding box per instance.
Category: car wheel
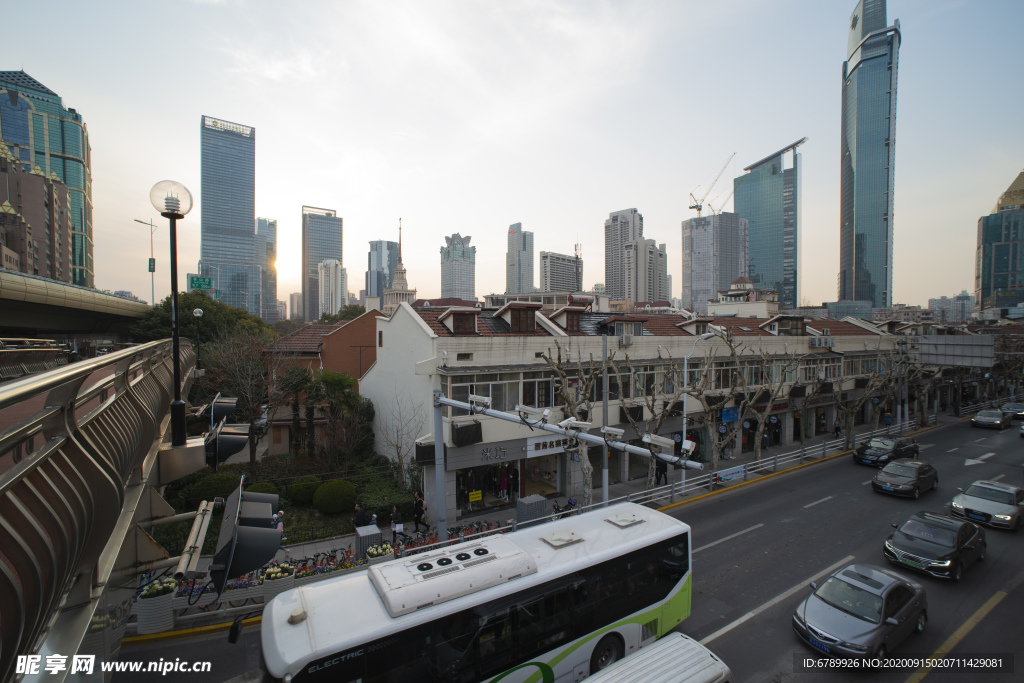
[912,487,920,500]
[952,561,963,582]
[590,634,624,673]
[915,611,927,634]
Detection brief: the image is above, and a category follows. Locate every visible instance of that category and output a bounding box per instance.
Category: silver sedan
[950,480,1024,531]
[793,564,927,658]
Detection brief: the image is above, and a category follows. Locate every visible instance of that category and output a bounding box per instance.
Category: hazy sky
[8,0,1023,310]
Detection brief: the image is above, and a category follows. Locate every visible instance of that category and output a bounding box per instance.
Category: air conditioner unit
[619,334,632,348]
[809,338,819,347]
[822,337,834,347]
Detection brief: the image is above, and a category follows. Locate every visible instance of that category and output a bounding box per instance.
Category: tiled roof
[708,317,776,336]
[414,307,552,337]
[265,322,347,353]
[805,318,885,336]
[411,297,480,308]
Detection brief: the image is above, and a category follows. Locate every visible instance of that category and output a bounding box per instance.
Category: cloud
[221,45,338,83]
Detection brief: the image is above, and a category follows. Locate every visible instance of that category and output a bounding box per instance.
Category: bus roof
[262,502,690,679]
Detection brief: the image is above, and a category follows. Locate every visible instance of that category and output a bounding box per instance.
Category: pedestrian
[353,502,370,527]
[413,491,425,532]
[833,419,842,438]
[655,459,668,486]
[275,511,289,556]
[390,504,403,545]
[761,432,770,450]
[941,399,947,413]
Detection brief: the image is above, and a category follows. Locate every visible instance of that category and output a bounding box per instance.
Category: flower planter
[367,551,394,565]
[135,592,175,635]
[173,589,219,611]
[262,575,295,601]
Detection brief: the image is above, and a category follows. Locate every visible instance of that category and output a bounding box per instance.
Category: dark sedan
[872,460,938,499]
[853,437,919,467]
[884,512,985,581]
[971,409,1008,429]
[1000,403,1024,420]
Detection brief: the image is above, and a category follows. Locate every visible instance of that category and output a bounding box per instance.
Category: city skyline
[6,2,1022,309]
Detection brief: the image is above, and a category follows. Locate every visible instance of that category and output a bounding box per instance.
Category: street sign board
[148,258,155,273]
[190,276,212,290]
[721,406,739,422]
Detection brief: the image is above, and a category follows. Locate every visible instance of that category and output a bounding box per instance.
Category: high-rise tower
[505,223,534,294]
[301,206,343,321]
[366,240,399,299]
[255,217,278,322]
[604,209,643,300]
[0,71,92,287]
[838,0,901,307]
[440,233,476,299]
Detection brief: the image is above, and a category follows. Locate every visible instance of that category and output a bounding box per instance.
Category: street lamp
[193,308,204,368]
[134,218,159,305]
[680,332,717,488]
[150,180,193,447]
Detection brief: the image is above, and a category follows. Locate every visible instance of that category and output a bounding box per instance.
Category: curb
[122,616,262,645]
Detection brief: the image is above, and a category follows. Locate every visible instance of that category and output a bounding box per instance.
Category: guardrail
[0,339,194,683]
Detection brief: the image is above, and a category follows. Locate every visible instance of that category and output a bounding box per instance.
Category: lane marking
[862,480,872,485]
[991,473,1005,482]
[700,555,855,646]
[973,438,986,442]
[964,452,995,466]
[803,496,833,509]
[903,591,1007,683]
[947,448,959,452]
[694,524,764,554]
[918,443,934,450]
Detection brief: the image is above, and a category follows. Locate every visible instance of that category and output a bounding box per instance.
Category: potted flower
[135,577,176,634]
[262,564,295,600]
[366,544,394,565]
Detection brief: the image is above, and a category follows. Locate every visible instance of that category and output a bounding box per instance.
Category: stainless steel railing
[0,339,193,682]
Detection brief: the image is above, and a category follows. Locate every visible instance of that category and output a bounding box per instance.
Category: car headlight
[928,560,951,567]
[894,484,909,489]
[841,641,869,652]
[995,514,1012,521]
[885,540,896,553]
[952,501,963,509]
[793,613,805,627]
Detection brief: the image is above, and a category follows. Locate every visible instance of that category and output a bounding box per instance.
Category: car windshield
[963,485,1014,505]
[977,410,1002,419]
[814,576,882,623]
[864,438,894,449]
[898,519,956,547]
[881,463,917,478]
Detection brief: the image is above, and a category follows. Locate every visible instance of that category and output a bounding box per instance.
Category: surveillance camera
[681,439,696,454]
[515,404,551,419]
[468,394,491,407]
[642,433,675,450]
[600,426,625,438]
[559,418,592,431]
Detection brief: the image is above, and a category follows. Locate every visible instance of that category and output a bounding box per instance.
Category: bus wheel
[590,634,624,672]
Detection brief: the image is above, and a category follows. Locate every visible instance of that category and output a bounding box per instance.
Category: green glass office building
[0,71,93,287]
[734,138,805,310]
[838,0,900,308]
[975,171,1024,312]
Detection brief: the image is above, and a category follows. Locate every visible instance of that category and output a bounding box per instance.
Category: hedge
[358,480,415,522]
[312,480,357,515]
[189,473,241,505]
[245,482,280,497]
[288,475,322,505]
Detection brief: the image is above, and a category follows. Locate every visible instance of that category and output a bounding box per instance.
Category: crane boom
[689,152,735,217]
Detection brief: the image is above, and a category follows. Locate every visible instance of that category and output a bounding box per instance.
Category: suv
[884,512,985,581]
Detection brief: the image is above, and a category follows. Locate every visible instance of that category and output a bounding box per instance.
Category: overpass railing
[0,339,194,682]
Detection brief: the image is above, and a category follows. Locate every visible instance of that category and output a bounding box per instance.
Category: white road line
[694,524,765,554]
[803,496,834,509]
[991,474,1005,482]
[974,438,986,442]
[862,480,872,485]
[700,554,856,645]
[947,448,959,452]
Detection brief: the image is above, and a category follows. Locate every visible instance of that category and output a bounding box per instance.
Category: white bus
[260,502,692,682]
[581,633,732,683]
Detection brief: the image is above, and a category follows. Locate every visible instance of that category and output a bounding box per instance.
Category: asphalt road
[673,418,1024,682]
[119,418,1024,683]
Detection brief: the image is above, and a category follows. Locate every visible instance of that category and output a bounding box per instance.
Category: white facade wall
[317,259,348,316]
[604,209,643,300]
[539,251,581,292]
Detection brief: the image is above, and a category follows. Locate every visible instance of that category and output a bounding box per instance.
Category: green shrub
[312,479,357,515]
[288,475,322,505]
[358,479,415,522]
[245,482,280,497]
[189,473,241,505]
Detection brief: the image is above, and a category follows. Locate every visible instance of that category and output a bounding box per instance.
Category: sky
[7,0,1023,311]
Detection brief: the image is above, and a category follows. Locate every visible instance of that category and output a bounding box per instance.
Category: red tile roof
[265,322,347,353]
[411,297,480,308]
[413,307,551,337]
[804,318,884,336]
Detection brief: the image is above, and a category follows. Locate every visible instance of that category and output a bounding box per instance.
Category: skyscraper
[506,223,534,294]
[318,259,348,317]
[838,0,901,308]
[734,138,805,310]
[681,214,749,314]
[366,240,399,298]
[604,209,643,300]
[301,206,342,321]
[255,217,278,323]
[623,239,670,303]
[289,292,302,321]
[440,233,476,299]
[975,171,1024,313]
[539,251,582,293]
[0,71,92,287]
[200,115,259,315]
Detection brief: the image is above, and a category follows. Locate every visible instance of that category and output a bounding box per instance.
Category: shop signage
[722,407,739,422]
[480,446,508,461]
[469,490,482,502]
[742,420,750,429]
[718,424,727,434]
[769,416,779,424]
[753,401,789,414]
[715,465,744,484]
[526,435,572,458]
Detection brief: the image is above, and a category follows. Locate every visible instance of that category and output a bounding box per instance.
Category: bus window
[516,588,572,660]
[475,609,514,679]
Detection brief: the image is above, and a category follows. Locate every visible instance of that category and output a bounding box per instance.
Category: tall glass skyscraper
[440,233,476,299]
[301,206,342,321]
[256,217,278,323]
[200,115,259,315]
[0,71,93,287]
[838,0,901,308]
[506,223,534,294]
[734,138,805,310]
[366,240,399,299]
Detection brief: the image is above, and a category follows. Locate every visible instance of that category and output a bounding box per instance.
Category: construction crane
[709,174,747,215]
[689,152,735,217]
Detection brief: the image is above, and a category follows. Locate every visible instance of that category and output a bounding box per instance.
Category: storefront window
[455,462,518,517]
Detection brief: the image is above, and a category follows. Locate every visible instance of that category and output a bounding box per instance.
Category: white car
[950,480,1024,531]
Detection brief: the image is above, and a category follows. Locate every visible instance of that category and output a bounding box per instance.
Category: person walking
[390,504,403,545]
[833,419,842,439]
[655,459,668,486]
[413,491,425,532]
[353,503,370,528]
[761,432,770,451]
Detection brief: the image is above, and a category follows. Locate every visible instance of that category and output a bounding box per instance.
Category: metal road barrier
[0,339,194,682]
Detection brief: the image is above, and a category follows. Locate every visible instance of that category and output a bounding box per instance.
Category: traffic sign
[190,276,212,290]
[148,258,155,273]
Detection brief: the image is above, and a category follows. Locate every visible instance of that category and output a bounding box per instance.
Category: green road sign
[190,276,213,290]
[214,290,221,299]
[148,258,156,273]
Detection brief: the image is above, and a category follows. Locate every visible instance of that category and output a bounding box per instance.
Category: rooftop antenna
[574,242,582,292]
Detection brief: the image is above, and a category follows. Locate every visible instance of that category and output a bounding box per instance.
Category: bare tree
[376,381,426,488]
[731,348,805,461]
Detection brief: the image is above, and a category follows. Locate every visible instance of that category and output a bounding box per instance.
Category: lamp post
[134,218,159,305]
[193,308,204,368]
[681,332,717,490]
[150,180,193,447]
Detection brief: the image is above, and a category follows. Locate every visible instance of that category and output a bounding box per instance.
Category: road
[674,418,1024,682]
[119,418,1024,682]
